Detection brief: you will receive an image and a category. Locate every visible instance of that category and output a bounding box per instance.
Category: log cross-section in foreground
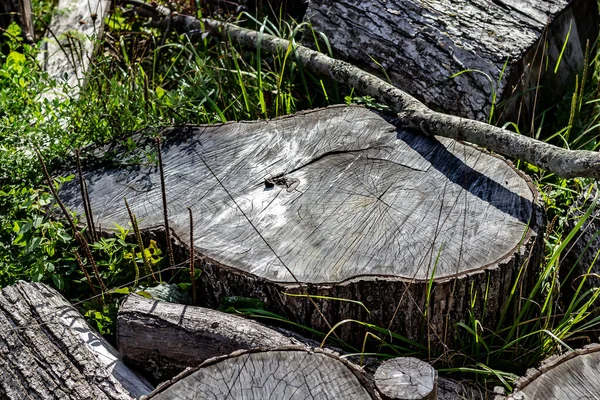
[145,347,379,399]
[59,105,543,347]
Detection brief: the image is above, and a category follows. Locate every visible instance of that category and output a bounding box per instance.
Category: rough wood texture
[562,183,600,299]
[117,293,306,380]
[59,105,543,348]
[145,347,380,399]
[202,18,600,179]
[38,0,110,98]
[305,0,598,126]
[507,343,600,399]
[375,357,437,400]
[0,281,153,399]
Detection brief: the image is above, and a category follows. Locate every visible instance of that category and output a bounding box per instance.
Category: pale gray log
[144,347,380,399]
[562,183,600,298]
[37,0,110,99]
[59,105,542,347]
[0,281,153,400]
[305,0,598,126]
[508,344,600,400]
[117,293,305,380]
[374,357,437,400]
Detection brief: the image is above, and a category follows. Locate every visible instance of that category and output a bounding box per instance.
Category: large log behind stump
[58,105,543,348]
[117,293,306,380]
[507,343,600,399]
[0,281,153,399]
[145,347,380,399]
[305,0,598,126]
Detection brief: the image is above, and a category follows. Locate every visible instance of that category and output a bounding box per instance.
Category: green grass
[1,1,600,393]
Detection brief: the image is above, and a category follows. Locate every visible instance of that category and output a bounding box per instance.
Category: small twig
[188,207,197,304]
[76,231,107,295]
[156,138,175,268]
[35,148,78,235]
[124,197,157,283]
[76,149,97,243]
[35,148,105,294]
[74,249,97,297]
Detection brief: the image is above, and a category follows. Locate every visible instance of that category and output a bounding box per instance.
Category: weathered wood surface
[562,183,600,298]
[38,0,110,98]
[0,281,153,399]
[117,293,306,380]
[145,347,380,399]
[0,0,33,43]
[305,0,598,126]
[59,105,543,347]
[374,357,437,400]
[507,343,600,399]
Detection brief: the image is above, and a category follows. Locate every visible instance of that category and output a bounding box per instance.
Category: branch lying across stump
[121,0,600,179]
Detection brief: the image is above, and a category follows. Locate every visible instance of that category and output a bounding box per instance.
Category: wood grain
[305,0,598,126]
[509,344,600,399]
[0,282,153,399]
[117,294,306,380]
[37,0,110,99]
[374,357,437,400]
[59,105,543,347]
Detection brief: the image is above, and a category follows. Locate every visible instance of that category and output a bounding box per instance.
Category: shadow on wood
[58,105,544,349]
[0,282,153,399]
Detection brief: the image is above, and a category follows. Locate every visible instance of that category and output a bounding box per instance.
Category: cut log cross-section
[0,282,153,400]
[58,105,543,348]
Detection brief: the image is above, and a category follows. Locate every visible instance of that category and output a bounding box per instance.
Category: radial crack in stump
[58,105,543,348]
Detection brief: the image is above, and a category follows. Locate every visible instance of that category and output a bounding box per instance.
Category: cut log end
[146,347,377,400]
[374,357,437,400]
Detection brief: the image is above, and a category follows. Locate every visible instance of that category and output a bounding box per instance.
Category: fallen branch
[121,0,600,179]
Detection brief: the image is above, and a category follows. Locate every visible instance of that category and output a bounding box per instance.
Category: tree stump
[58,105,544,349]
[305,0,598,126]
[144,347,380,399]
[0,281,153,399]
[117,293,306,380]
[507,343,600,399]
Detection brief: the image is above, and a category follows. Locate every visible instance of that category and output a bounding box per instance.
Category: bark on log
[561,183,600,300]
[59,105,543,349]
[37,0,110,99]
[305,0,599,127]
[117,293,307,380]
[0,281,153,399]
[375,357,437,400]
[507,343,600,400]
[144,346,382,399]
